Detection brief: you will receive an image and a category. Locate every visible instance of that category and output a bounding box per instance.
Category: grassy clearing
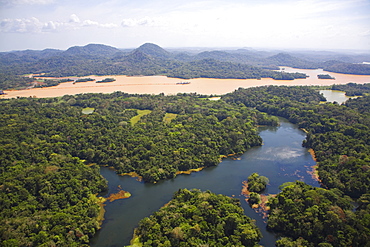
[130,110,152,126]
[82,107,95,114]
[163,113,177,124]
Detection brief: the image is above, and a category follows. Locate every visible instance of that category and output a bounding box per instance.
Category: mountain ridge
[63,43,121,57]
[1,43,369,79]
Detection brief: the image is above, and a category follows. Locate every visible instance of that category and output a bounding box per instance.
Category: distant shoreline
[1,67,369,99]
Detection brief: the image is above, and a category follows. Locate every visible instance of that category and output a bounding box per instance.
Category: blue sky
[0,0,369,51]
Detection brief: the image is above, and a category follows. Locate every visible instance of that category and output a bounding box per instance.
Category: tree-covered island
[130,189,261,246]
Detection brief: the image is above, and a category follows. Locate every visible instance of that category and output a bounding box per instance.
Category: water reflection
[320,90,359,104]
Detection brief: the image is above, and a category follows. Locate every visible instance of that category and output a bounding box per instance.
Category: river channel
[90,118,320,247]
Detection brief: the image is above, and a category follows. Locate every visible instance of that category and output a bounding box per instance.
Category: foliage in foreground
[132,189,261,247]
[0,92,277,245]
[0,154,107,246]
[223,84,370,246]
[268,181,370,247]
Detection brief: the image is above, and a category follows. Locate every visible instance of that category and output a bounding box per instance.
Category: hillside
[267,53,319,69]
[63,44,121,57]
[0,43,369,90]
[134,43,171,59]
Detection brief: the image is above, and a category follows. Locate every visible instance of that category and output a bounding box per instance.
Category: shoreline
[1,67,369,99]
[241,181,275,221]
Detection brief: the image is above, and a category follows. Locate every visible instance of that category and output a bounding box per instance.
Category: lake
[2,67,369,99]
[320,90,360,104]
[90,118,320,247]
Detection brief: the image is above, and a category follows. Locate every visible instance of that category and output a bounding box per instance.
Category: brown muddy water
[2,67,369,99]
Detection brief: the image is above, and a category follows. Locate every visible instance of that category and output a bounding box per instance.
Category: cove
[320,90,360,104]
[90,118,320,247]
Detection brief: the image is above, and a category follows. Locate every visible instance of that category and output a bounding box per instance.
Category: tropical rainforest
[1,60,370,246]
[0,92,278,246]
[1,43,370,91]
[331,82,370,96]
[131,189,261,246]
[223,84,370,246]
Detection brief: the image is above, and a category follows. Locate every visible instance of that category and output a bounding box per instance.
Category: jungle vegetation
[223,84,370,246]
[131,189,261,247]
[0,92,276,246]
[331,82,370,96]
[1,83,370,246]
[247,173,269,193]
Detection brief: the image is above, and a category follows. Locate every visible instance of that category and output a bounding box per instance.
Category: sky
[0,0,369,52]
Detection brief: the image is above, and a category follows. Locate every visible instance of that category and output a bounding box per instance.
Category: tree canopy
[132,189,262,247]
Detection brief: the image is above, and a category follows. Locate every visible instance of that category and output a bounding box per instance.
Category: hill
[266,53,319,69]
[63,44,121,57]
[1,43,369,90]
[134,43,171,59]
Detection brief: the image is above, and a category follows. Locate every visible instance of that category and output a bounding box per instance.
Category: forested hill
[1,43,369,82]
[0,43,308,82]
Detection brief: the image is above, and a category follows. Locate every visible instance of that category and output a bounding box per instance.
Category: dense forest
[323,61,370,75]
[0,73,34,90]
[131,189,261,246]
[223,84,370,246]
[1,82,370,246]
[1,43,369,90]
[268,181,368,246]
[0,92,278,245]
[331,82,370,96]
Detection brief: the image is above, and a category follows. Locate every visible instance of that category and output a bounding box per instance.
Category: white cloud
[82,19,118,28]
[0,0,54,6]
[42,21,57,31]
[360,30,370,37]
[121,17,157,27]
[0,14,118,33]
[69,14,80,23]
[0,0,368,51]
[0,17,43,33]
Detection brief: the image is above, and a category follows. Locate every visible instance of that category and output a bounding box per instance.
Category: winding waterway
[90,118,320,247]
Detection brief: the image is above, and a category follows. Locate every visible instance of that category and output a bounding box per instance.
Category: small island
[317,74,335,79]
[130,189,261,246]
[60,78,74,83]
[73,78,95,84]
[176,81,191,85]
[96,78,116,83]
